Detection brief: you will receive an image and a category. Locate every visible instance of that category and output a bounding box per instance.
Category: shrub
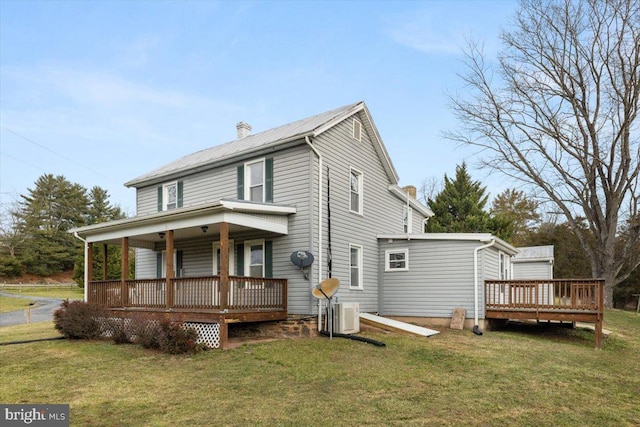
[157,320,201,354]
[130,318,162,350]
[54,300,108,340]
[108,318,131,345]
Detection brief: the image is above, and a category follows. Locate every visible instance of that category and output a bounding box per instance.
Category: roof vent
[236,122,252,139]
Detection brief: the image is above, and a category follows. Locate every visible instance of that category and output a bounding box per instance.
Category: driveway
[0,292,67,327]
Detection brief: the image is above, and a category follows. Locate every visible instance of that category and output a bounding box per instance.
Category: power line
[0,125,119,184]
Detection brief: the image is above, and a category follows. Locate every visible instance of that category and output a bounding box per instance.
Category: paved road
[0,292,67,327]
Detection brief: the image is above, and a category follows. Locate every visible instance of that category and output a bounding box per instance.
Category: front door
[213,241,234,305]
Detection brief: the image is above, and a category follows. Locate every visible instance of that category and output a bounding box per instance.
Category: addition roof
[125,101,399,188]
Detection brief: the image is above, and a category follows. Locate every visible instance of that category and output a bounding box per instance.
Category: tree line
[0,173,130,285]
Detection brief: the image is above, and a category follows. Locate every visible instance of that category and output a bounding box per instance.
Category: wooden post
[87,242,94,286]
[102,244,108,280]
[220,222,229,311]
[121,237,129,307]
[166,230,174,309]
[219,321,228,350]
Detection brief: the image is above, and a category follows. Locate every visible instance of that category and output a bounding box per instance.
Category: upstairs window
[349,168,363,214]
[403,206,413,233]
[237,158,273,203]
[157,181,183,212]
[352,119,362,142]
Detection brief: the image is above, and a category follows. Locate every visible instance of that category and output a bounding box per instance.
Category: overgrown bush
[108,318,132,345]
[53,300,108,340]
[130,317,162,350]
[157,320,202,354]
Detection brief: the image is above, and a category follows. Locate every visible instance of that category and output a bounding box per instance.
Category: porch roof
[69,199,296,247]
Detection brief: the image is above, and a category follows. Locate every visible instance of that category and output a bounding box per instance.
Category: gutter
[72,232,89,302]
[305,136,324,331]
[473,238,496,335]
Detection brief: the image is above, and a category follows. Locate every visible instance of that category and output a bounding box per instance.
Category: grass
[1,309,639,426]
[1,287,84,300]
[0,295,36,313]
[0,321,62,343]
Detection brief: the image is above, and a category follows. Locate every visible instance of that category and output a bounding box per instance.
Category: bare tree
[418,176,443,205]
[446,0,640,306]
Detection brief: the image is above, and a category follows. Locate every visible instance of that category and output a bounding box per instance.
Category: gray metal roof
[125,101,365,187]
[513,245,554,261]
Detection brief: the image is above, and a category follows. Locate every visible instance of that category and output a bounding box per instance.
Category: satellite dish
[290,251,315,268]
[312,278,340,300]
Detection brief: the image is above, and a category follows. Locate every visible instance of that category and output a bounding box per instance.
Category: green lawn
[1,310,638,426]
[1,286,84,300]
[0,295,35,313]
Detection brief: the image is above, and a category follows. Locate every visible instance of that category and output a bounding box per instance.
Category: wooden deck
[485,279,604,349]
[88,276,288,348]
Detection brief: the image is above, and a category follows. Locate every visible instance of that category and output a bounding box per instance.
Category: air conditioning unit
[334,303,360,334]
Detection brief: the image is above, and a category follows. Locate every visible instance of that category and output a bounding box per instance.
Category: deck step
[359,313,439,337]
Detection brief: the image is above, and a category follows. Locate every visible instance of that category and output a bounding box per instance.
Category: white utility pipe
[473,239,496,329]
[73,232,89,302]
[305,136,323,331]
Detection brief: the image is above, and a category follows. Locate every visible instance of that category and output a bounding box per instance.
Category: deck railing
[87,276,287,312]
[485,279,604,313]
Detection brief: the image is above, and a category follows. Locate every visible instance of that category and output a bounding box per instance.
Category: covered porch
[71,199,296,349]
[485,279,605,349]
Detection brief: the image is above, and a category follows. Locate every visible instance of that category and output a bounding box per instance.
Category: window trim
[212,240,235,276]
[385,248,409,272]
[244,158,266,202]
[402,205,413,233]
[499,251,511,280]
[349,243,364,290]
[349,167,363,215]
[244,239,265,277]
[352,119,362,142]
[163,181,178,211]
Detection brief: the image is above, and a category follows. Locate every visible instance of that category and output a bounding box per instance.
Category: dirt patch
[1,271,75,285]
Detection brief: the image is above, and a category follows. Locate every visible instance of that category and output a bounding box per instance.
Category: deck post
[121,237,129,307]
[219,321,229,350]
[102,243,108,280]
[166,230,175,309]
[220,222,229,310]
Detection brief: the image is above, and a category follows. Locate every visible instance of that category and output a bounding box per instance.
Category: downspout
[473,239,496,335]
[305,136,323,331]
[73,232,89,302]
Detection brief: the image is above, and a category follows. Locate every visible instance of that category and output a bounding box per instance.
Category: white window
[163,182,178,210]
[161,250,179,277]
[385,249,409,272]
[499,252,511,280]
[349,168,363,214]
[244,239,265,277]
[212,241,235,276]
[349,244,363,290]
[245,159,265,202]
[403,206,413,233]
[352,119,362,141]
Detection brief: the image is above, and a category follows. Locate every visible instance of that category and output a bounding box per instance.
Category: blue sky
[0,0,518,216]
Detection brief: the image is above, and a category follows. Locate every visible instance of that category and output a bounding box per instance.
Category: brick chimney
[236,122,252,139]
[402,185,417,199]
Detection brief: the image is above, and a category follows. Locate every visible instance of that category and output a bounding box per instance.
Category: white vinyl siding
[349,167,363,215]
[385,248,409,271]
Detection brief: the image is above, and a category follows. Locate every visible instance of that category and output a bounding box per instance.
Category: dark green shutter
[236,244,244,275]
[265,240,273,278]
[176,250,183,277]
[157,186,163,212]
[156,252,162,278]
[237,165,244,199]
[177,181,183,208]
[265,158,273,203]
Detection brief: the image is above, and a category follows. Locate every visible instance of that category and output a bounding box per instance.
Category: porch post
[121,237,129,307]
[102,244,108,280]
[166,230,175,308]
[220,222,229,310]
[86,242,93,303]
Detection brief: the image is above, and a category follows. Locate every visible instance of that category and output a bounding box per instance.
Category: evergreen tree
[16,174,89,275]
[426,163,512,240]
